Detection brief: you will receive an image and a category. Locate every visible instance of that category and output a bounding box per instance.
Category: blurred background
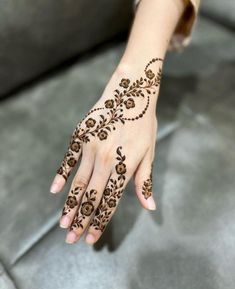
[0,1,235,288]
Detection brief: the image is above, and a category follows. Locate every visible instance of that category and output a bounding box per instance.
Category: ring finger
[66,156,112,243]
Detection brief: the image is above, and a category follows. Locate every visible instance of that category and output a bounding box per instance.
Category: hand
[50,57,163,244]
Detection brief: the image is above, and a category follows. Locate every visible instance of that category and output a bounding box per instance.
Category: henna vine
[57,58,162,180]
[142,165,153,199]
[62,186,83,216]
[90,146,126,232]
[71,189,97,230]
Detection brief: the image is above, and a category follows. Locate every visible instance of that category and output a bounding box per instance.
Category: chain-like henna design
[57,58,162,180]
[90,146,126,232]
[71,189,97,230]
[62,186,83,216]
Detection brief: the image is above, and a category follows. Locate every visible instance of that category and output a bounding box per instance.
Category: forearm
[118,0,185,68]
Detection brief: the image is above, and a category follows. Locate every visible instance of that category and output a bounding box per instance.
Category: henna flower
[124,98,135,109]
[85,118,96,128]
[115,162,126,175]
[70,141,80,152]
[107,198,116,208]
[66,196,78,208]
[119,78,130,88]
[81,201,94,216]
[97,129,108,140]
[145,69,155,79]
[104,99,114,108]
[67,157,76,167]
[104,188,111,196]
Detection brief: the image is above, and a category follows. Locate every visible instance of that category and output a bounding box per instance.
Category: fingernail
[50,175,64,193]
[50,182,60,194]
[86,234,95,245]
[147,196,156,210]
[66,231,78,244]
[60,216,70,228]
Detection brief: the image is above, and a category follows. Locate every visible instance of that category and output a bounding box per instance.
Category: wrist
[116,55,164,76]
[101,57,162,109]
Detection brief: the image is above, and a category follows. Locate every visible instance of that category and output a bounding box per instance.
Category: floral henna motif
[142,178,153,199]
[90,146,126,232]
[142,166,153,199]
[62,186,83,216]
[71,189,97,230]
[57,58,162,180]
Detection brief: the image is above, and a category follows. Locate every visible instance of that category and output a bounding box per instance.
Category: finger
[50,128,82,194]
[59,148,95,229]
[66,154,112,243]
[86,146,130,244]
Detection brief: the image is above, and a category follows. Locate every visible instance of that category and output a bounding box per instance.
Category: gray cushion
[0,0,133,97]
[201,0,235,29]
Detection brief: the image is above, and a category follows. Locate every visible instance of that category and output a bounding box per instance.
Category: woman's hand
[50,57,162,244]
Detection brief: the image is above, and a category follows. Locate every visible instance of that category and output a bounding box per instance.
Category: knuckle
[97,151,113,164]
[73,175,89,188]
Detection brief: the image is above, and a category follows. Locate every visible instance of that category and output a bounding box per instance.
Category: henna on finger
[71,189,98,230]
[142,175,153,200]
[142,163,153,200]
[57,137,82,181]
[62,186,84,216]
[90,146,127,232]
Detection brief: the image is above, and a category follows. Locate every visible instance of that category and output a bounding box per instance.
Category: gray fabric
[0,0,133,97]
[164,17,235,76]
[0,263,16,289]
[201,0,235,29]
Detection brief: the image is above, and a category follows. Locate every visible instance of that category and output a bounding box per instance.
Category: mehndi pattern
[57,57,162,182]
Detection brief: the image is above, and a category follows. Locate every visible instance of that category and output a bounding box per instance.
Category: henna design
[142,178,153,199]
[71,189,97,230]
[62,186,83,216]
[90,146,126,232]
[57,58,162,180]
[142,165,153,199]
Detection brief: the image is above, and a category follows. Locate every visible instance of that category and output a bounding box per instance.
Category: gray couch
[0,1,235,289]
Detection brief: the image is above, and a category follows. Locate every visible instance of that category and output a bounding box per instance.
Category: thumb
[134,147,156,211]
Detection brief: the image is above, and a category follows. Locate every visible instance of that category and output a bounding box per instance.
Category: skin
[50,0,185,244]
